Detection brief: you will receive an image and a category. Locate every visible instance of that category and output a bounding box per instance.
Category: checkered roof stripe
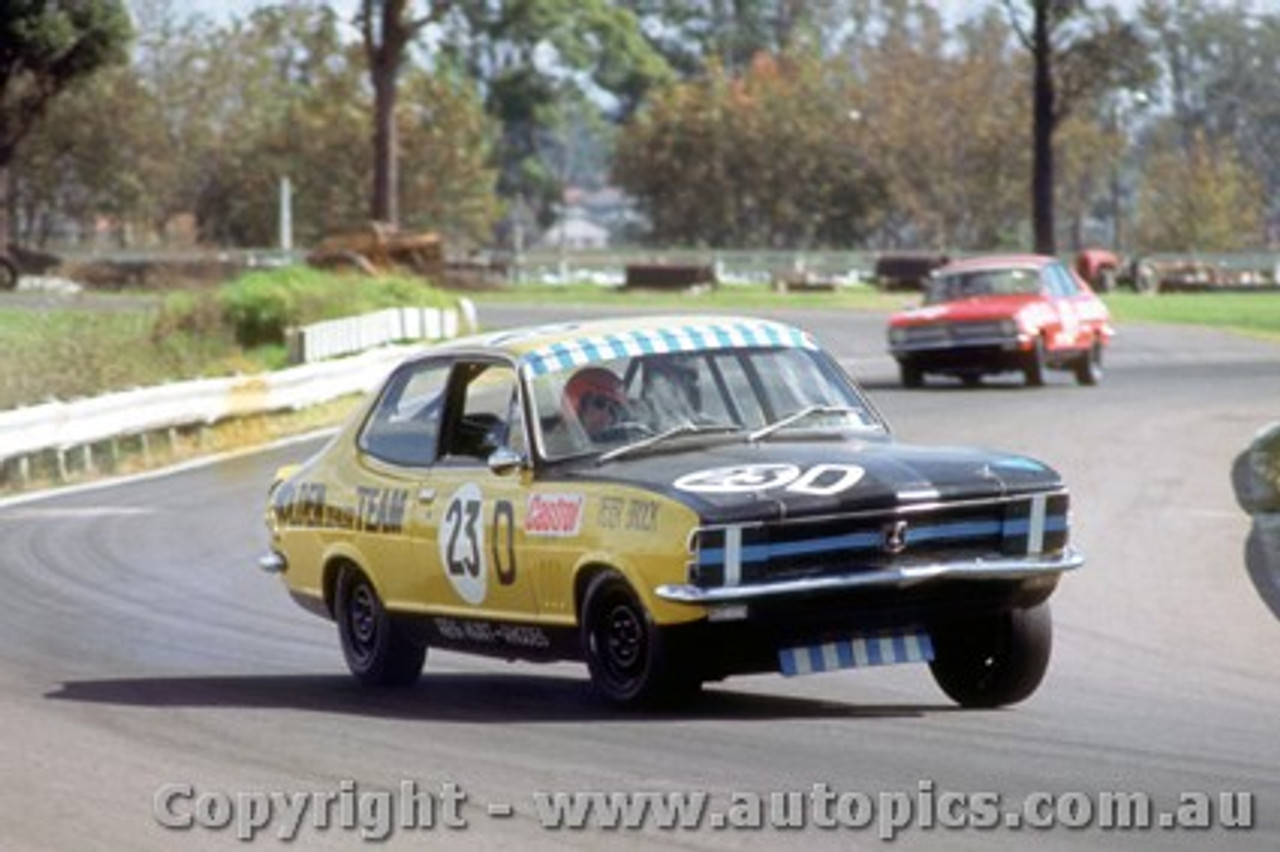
[519,320,816,377]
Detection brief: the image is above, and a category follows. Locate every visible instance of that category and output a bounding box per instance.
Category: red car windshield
[925,268,1040,305]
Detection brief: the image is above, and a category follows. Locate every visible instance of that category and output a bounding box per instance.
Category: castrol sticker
[524,493,585,537]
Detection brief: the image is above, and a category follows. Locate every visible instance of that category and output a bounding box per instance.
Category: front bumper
[655,547,1082,604]
[258,551,287,574]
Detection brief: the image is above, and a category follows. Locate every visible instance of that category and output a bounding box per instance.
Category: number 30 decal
[439,484,517,605]
[673,463,865,497]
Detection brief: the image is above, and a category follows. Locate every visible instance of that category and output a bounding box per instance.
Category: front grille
[689,492,1069,588]
[896,321,1012,347]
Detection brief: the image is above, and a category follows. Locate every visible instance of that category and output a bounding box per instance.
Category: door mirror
[487,446,526,476]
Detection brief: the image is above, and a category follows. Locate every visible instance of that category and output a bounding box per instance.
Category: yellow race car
[261,315,1081,708]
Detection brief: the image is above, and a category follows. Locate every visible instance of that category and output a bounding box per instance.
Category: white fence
[288,301,476,363]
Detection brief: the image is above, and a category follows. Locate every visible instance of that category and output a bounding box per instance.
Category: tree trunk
[0,162,11,252]
[1031,1,1056,255]
[371,64,399,226]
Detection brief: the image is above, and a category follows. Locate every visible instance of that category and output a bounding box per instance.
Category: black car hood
[546,436,1063,524]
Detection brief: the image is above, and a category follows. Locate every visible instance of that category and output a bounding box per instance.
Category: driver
[563,366,628,441]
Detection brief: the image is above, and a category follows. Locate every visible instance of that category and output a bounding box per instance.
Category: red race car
[887,254,1114,388]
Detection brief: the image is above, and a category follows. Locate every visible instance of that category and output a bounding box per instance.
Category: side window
[443,363,523,462]
[358,360,449,467]
[1046,263,1079,298]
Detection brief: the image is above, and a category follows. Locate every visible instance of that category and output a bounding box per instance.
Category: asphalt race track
[2,304,1278,851]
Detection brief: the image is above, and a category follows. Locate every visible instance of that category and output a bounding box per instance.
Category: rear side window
[358,360,449,467]
[1045,263,1080,298]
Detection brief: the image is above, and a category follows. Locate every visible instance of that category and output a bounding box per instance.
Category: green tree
[1003,0,1153,254]
[11,63,157,247]
[0,0,132,248]
[1133,131,1263,252]
[357,0,452,227]
[191,3,497,246]
[856,4,1028,249]
[19,2,498,249]
[397,67,501,246]
[615,51,881,248]
[1140,0,1280,241]
[443,0,672,233]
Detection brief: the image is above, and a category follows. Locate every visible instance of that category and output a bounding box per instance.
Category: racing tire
[0,256,17,291]
[929,602,1052,708]
[336,566,426,688]
[1073,343,1103,386]
[581,571,700,709]
[899,362,924,389]
[1097,266,1117,294]
[1023,337,1047,387]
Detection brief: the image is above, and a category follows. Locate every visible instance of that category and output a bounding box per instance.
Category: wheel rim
[597,601,646,684]
[345,582,380,667]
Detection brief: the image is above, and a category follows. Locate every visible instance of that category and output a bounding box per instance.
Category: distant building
[539,213,610,250]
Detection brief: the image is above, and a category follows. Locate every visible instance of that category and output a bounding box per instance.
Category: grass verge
[1102,291,1280,343]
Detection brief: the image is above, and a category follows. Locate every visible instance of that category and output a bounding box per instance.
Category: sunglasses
[581,393,621,415]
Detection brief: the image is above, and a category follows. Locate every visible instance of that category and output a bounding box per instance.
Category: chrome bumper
[888,335,1023,355]
[257,551,287,575]
[655,548,1083,604]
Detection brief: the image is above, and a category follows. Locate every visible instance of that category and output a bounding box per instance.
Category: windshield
[529,346,883,460]
[925,268,1041,305]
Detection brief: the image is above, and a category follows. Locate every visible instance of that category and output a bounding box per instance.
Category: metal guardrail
[0,300,478,487]
[0,346,417,484]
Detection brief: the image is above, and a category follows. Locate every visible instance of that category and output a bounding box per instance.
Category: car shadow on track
[46,672,960,723]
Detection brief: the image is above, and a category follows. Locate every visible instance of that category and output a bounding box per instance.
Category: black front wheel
[1023,337,1048,387]
[899,362,924,389]
[581,571,699,708]
[929,602,1052,708]
[336,567,426,688]
[1074,343,1103,386]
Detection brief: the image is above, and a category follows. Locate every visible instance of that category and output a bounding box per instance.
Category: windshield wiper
[598,421,741,463]
[748,404,869,442]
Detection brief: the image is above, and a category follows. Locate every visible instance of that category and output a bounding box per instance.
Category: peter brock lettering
[597,496,660,531]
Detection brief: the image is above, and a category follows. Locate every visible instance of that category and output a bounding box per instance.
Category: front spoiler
[655,547,1083,604]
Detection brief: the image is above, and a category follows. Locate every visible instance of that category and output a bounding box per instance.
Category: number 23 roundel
[438,483,517,605]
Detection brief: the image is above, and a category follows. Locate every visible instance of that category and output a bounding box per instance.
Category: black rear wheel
[336,566,425,687]
[0,256,17,291]
[929,602,1052,708]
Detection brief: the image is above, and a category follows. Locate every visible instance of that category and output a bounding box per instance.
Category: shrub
[219,267,453,347]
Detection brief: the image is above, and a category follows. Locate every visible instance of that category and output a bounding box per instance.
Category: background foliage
[4,0,1279,256]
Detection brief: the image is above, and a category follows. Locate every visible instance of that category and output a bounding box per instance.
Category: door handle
[417,488,436,504]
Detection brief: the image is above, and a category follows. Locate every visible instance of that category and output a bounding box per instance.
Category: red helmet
[563,367,625,419]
